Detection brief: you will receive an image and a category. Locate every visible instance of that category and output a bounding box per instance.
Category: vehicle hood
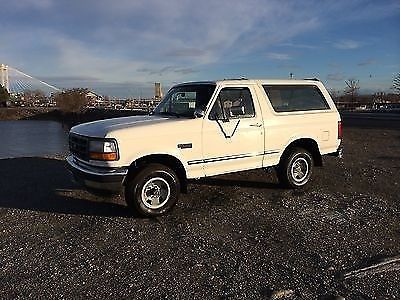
[70,115,175,137]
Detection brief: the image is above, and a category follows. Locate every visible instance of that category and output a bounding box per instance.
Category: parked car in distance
[67,79,343,216]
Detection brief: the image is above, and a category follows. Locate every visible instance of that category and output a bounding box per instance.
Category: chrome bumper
[66,155,128,192]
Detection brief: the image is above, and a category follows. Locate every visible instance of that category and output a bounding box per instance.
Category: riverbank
[0,107,53,120]
[0,108,148,126]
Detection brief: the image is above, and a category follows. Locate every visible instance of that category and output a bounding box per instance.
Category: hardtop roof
[174,78,322,87]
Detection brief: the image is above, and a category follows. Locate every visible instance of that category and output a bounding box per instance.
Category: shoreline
[0,107,148,126]
[1,107,399,128]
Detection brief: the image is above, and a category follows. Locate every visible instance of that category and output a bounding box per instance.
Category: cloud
[2,0,398,96]
[137,66,198,76]
[136,68,152,73]
[341,0,400,21]
[41,75,101,82]
[328,62,341,68]
[5,0,324,65]
[278,63,301,70]
[278,42,318,49]
[174,68,198,75]
[9,0,53,10]
[327,73,345,81]
[266,53,292,60]
[165,48,206,58]
[357,59,376,66]
[333,39,361,50]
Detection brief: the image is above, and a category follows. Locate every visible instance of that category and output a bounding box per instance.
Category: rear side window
[263,85,330,112]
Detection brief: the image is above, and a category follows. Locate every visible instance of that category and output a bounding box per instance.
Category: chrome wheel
[291,157,309,183]
[276,148,314,189]
[141,177,171,209]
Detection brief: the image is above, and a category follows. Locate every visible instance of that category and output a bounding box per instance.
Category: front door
[200,85,265,176]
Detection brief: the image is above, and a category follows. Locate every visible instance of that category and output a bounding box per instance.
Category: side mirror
[193,108,205,118]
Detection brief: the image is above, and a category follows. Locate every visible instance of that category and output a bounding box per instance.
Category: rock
[270,289,294,299]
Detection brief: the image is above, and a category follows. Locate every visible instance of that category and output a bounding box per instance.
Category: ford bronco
[67,79,343,216]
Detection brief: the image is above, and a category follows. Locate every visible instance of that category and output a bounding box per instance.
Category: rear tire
[276,148,314,188]
[125,164,180,217]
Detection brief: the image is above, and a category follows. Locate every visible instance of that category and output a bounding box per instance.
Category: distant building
[85,91,103,106]
[155,82,163,100]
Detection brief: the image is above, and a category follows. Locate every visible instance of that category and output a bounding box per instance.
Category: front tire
[125,164,180,217]
[276,148,314,188]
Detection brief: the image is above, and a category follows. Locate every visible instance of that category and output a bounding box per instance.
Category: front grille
[69,133,89,161]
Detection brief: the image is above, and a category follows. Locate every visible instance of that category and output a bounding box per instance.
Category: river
[0,120,68,159]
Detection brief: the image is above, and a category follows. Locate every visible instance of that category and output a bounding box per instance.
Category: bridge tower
[0,64,9,92]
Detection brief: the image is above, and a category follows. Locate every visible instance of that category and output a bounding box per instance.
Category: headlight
[88,139,119,161]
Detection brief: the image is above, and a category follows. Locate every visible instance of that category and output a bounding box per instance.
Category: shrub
[55,88,89,113]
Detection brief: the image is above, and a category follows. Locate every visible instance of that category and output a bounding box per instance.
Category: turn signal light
[89,152,118,161]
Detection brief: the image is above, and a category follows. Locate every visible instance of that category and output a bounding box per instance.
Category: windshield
[153,84,216,118]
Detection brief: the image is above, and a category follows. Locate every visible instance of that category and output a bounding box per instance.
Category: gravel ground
[0,117,399,299]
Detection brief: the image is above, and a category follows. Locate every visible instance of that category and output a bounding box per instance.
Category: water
[0,120,68,159]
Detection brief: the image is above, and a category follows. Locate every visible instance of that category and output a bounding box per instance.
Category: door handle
[249,123,262,127]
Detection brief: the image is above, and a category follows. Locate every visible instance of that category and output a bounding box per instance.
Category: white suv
[67,79,343,216]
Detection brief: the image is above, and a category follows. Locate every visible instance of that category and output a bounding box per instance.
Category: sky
[0,0,399,98]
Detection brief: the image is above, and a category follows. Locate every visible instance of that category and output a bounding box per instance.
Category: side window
[263,85,330,112]
[209,87,255,120]
[170,91,197,114]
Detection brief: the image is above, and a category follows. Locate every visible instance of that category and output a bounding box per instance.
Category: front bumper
[66,155,128,192]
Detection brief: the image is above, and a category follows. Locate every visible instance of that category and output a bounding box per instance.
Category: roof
[174,81,216,87]
[173,78,322,87]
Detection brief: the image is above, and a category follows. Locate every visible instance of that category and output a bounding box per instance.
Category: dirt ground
[0,115,399,299]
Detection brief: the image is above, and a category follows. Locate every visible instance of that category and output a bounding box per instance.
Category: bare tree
[344,78,360,102]
[33,89,45,100]
[23,90,34,106]
[393,73,400,95]
[328,88,340,102]
[55,88,89,113]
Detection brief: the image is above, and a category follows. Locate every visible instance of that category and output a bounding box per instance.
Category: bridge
[0,64,61,95]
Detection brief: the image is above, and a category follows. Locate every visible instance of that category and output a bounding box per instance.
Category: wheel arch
[123,154,188,193]
[280,138,322,166]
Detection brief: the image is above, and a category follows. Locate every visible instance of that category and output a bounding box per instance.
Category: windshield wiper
[155,111,182,118]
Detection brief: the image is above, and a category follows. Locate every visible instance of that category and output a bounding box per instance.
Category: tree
[328,88,340,102]
[0,85,9,101]
[344,78,360,102]
[32,89,46,103]
[393,73,400,95]
[22,89,47,106]
[55,88,89,113]
[0,85,10,107]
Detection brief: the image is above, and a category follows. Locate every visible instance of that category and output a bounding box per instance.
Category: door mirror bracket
[194,108,205,118]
